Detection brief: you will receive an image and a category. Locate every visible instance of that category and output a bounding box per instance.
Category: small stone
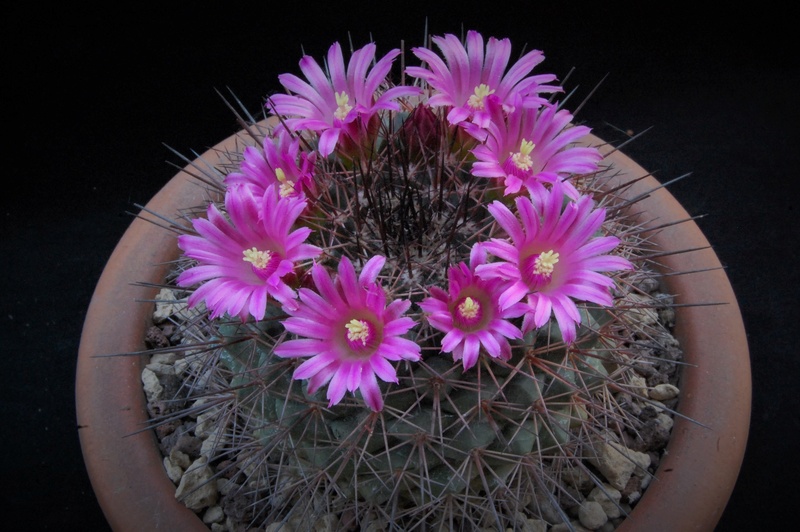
[529,491,561,523]
[656,412,674,432]
[141,367,163,402]
[657,306,676,328]
[635,276,660,293]
[145,361,175,377]
[621,475,643,504]
[153,288,188,323]
[195,407,222,439]
[173,432,202,458]
[578,501,608,529]
[203,505,225,524]
[266,523,294,532]
[175,456,218,511]
[150,351,178,365]
[154,419,179,440]
[162,456,183,484]
[169,448,191,469]
[200,428,229,459]
[587,484,622,519]
[312,514,338,531]
[624,293,659,328]
[216,477,239,496]
[511,518,547,532]
[562,467,594,490]
[628,374,649,399]
[585,439,651,490]
[649,383,680,401]
[145,325,171,348]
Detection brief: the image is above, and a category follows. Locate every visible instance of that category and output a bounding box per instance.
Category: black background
[3,2,796,530]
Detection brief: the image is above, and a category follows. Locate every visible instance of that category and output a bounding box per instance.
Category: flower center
[533,250,559,276]
[520,249,561,291]
[243,247,272,269]
[453,293,489,331]
[511,139,535,170]
[345,318,372,346]
[457,296,480,320]
[334,91,353,120]
[243,246,280,282]
[275,168,296,198]
[467,84,495,110]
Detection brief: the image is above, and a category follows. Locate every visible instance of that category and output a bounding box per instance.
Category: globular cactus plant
[143,30,683,531]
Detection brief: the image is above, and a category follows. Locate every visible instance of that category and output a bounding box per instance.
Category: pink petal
[326,365,348,406]
[307,362,337,394]
[477,330,501,358]
[281,317,330,339]
[359,255,386,285]
[441,328,465,353]
[531,294,553,328]
[317,128,341,157]
[380,337,421,361]
[490,318,523,340]
[293,351,337,379]
[461,335,481,370]
[384,299,412,323]
[359,370,384,411]
[312,262,344,308]
[498,280,529,309]
[275,339,322,360]
[552,302,578,344]
[370,355,398,384]
[345,361,363,392]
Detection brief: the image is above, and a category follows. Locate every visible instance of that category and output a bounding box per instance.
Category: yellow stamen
[334,91,353,120]
[467,84,495,110]
[243,247,272,269]
[279,182,295,197]
[274,168,296,197]
[345,319,370,345]
[457,297,480,319]
[511,139,535,170]
[533,250,560,276]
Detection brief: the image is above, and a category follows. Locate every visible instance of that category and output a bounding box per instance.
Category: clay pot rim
[76,126,751,531]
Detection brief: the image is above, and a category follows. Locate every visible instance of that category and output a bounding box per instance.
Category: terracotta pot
[76,126,751,531]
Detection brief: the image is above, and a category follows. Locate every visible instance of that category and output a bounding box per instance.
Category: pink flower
[274,255,421,411]
[224,126,316,200]
[419,246,522,370]
[476,182,633,343]
[267,41,422,157]
[176,184,322,321]
[406,30,560,128]
[469,99,602,200]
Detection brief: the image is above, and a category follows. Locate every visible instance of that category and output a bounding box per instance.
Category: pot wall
[592,136,752,531]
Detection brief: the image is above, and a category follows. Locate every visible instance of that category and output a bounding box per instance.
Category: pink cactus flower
[224,125,316,200]
[419,246,523,370]
[469,98,602,200]
[406,30,560,128]
[476,182,633,343]
[274,255,421,411]
[176,184,321,321]
[267,41,421,157]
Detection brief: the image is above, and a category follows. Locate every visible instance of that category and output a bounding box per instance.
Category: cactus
[143,30,684,531]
